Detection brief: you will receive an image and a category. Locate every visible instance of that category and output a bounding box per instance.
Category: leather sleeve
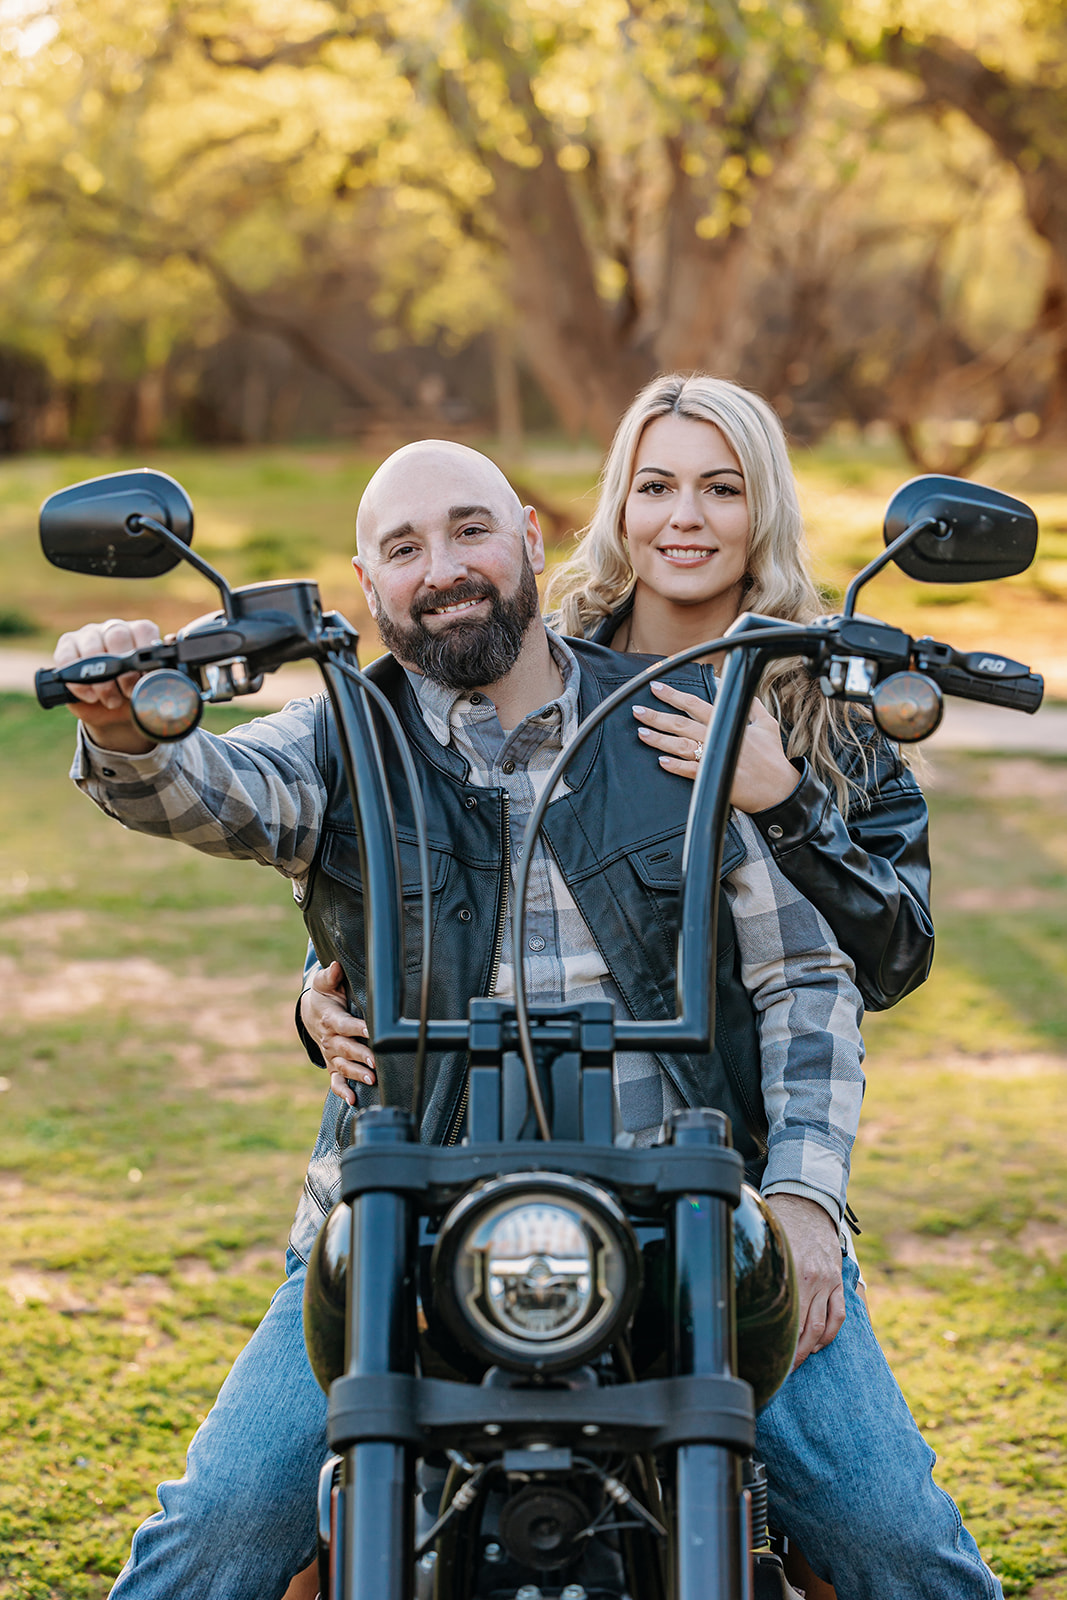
[748,747,933,1012]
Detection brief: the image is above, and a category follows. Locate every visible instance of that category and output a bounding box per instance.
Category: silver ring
[692,740,703,763]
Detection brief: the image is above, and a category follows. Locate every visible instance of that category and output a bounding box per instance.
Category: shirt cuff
[749,758,828,855]
[74,722,178,783]
[760,1179,841,1227]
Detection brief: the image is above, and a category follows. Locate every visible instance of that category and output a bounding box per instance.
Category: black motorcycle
[35,468,1044,1600]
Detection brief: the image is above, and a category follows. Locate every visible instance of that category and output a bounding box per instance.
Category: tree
[0,0,844,442]
[874,5,1067,437]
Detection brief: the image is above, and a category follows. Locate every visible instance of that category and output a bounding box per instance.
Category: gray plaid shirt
[73,631,865,1223]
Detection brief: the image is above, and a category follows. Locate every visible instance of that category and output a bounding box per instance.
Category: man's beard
[373,555,540,691]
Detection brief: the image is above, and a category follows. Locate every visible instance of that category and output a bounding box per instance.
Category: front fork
[672,1109,751,1600]
[333,1108,416,1600]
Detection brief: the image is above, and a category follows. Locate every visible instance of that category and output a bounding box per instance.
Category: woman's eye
[708,482,742,497]
[637,480,669,495]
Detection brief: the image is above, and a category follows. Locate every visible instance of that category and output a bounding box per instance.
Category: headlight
[432,1173,641,1373]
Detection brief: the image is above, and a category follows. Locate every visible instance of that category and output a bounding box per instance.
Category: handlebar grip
[35,668,78,709]
[929,663,1044,715]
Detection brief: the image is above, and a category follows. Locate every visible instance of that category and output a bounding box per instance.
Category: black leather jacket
[588,607,933,1011]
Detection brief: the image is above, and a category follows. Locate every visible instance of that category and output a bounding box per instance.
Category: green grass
[1,694,1066,1596]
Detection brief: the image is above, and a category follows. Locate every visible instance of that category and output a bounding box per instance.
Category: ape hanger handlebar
[34,467,1044,1139]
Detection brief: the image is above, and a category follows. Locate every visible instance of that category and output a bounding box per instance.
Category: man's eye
[388,544,416,559]
[458,524,488,537]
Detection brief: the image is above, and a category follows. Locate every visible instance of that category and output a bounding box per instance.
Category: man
[58,441,1001,1599]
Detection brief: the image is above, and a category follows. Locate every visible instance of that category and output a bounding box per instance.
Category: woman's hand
[300,960,378,1105]
[633,681,801,813]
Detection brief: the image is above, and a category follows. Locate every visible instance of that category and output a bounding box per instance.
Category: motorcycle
[35,467,1044,1600]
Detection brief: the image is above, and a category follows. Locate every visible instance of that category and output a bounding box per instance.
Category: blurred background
[1,2,1066,1597]
[0,0,1065,466]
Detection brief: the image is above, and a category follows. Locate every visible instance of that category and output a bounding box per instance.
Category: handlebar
[36,669,80,708]
[915,639,1044,715]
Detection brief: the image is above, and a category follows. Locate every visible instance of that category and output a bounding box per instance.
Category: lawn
[0,687,1064,1597]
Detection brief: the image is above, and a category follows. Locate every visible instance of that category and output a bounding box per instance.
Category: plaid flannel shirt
[73,632,865,1223]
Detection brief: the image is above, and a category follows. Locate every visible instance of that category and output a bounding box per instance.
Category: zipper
[444,792,510,1146]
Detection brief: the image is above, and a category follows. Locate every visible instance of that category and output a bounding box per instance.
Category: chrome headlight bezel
[430,1172,642,1373]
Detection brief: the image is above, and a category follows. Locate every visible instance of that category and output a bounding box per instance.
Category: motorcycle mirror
[39,469,194,578]
[883,475,1037,584]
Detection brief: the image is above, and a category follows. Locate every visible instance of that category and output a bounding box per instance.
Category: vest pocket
[320,827,452,973]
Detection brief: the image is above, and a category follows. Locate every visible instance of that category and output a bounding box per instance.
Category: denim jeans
[110,1252,1003,1600]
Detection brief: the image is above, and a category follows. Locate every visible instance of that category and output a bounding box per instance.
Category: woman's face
[622,412,751,619]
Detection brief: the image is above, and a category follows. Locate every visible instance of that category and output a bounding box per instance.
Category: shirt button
[767,824,784,840]
[102,767,117,778]
[469,693,484,704]
[528,935,546,952]
[457,907,473,923]
[501,759,516,775]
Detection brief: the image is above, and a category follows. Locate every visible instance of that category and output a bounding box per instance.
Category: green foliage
[0,608,37,636]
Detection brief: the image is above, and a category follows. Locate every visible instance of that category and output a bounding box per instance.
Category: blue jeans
[111,1253,1002,1599]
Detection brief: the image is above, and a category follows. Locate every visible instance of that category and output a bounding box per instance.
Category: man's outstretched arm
[58,618,329,885]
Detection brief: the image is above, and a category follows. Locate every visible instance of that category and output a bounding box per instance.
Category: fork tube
[671,1110,743,1600]
[342,1109,416,1600]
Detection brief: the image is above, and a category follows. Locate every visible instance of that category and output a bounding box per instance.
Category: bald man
[56,443,995,1600]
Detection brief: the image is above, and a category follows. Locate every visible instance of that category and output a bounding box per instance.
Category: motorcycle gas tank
[304,1183,797,1412]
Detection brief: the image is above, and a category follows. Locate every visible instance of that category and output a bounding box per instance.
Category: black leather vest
[290,639,766,1258]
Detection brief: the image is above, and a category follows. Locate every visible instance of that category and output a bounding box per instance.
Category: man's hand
[54,618,161,754]
[765,1193,846,1369]
[301,960,378,1105]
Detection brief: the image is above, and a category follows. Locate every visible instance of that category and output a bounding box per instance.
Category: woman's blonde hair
[546,372,878,813]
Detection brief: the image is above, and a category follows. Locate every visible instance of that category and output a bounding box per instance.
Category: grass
[0,474,1066,1593]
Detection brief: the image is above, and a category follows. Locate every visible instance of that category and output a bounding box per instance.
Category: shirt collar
[403,629,581,748]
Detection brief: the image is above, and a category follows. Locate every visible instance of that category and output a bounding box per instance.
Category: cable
[329,655,433,1126]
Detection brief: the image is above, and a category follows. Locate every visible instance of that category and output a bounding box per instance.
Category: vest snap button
[464,795,477,810]
[457,907,472,923]
[768,824,784,840]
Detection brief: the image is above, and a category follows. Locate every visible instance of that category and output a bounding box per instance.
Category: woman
[300,373,932,1097]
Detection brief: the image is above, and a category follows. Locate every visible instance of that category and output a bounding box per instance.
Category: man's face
[354,455,546,691]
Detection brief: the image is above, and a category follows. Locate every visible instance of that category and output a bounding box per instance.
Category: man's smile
[422,596,488,617]
[417,593,493,627]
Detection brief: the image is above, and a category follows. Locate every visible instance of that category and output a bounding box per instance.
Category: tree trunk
[884,30,1067,431]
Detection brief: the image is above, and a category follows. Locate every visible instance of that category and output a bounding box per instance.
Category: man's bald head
[355,439,524,563]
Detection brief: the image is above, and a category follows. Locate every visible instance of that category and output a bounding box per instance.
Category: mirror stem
[129,515,237,619]
[842,516,942,619]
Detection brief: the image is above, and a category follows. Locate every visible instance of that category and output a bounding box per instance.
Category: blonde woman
[545,370,932,1012]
